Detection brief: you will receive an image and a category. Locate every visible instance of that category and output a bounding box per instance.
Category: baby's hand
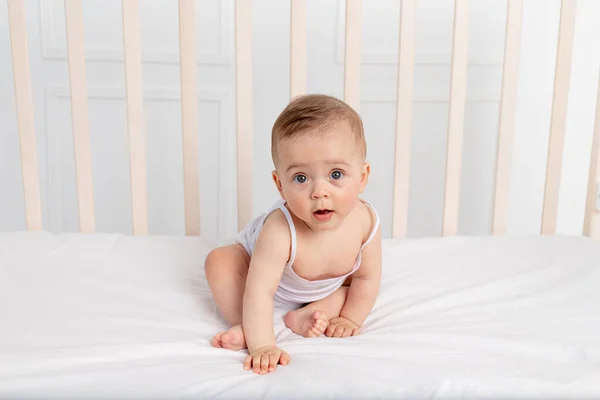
[325,316,360,338]
[243,346,290,374]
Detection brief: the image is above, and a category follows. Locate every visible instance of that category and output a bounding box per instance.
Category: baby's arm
[338,226,382,329]
[242,211,291,373]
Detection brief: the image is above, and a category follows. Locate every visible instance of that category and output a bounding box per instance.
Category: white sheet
[1,231,599,399]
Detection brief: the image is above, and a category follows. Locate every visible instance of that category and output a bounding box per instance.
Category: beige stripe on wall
[178,0,201,236]
[343,0,361,112]
[290,0,306,99]
[584,71,600,240]
[491,0,523,236]
[235,0,254,231]
[391,0,416,239]
[64,0,95,233]
[7,0,43,231]
[122,0,149,235]
[540,0,577,235]
[442,0,469,237]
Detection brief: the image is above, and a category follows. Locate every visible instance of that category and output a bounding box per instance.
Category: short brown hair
[271,94,365,164]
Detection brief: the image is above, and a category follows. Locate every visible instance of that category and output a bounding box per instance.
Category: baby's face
[272,124,369,232]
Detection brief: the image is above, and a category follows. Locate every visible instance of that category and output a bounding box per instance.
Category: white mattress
[1,231,599,399]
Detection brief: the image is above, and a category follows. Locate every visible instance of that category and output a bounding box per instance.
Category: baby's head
[270,94,370,231]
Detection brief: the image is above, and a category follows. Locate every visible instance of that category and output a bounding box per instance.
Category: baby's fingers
[252,355,262,374]
[279,351,291,366]
[333,325,345,338]
[325,323,337,337]
[268,353,279,372]
[243,355,252,370]
[260,355,270,374]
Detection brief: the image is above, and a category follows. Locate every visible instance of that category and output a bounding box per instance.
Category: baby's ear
[272,170,286,199]
[359,162,370,192]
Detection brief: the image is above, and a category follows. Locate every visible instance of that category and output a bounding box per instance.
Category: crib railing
[6,0,600,239]
[7,0,42,232]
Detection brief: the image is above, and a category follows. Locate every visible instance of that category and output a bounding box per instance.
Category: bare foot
[284,308,329,338]
[211,324,247,350]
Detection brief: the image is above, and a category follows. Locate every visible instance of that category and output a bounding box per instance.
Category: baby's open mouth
[314,209,332,215]
[313,209,333,221]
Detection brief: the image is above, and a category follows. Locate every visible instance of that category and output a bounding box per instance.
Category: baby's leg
[284,286,349,337]
[205,244,250,350]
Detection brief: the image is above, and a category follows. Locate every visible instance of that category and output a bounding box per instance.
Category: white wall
[1,0,599,242]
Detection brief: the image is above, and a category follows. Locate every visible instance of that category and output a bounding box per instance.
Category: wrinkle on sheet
[0,232,599,399]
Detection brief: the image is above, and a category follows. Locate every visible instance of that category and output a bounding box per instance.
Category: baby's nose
[311,182,329,199]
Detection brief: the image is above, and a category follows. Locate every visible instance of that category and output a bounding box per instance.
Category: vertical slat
[391,0,416,239]
[441,0,469,237]
[343,0,361,111]
[290,0,306,99]
[7,0,43,231]
[122,0,148,235]
[235,0,253,231]
[541,0,577,235]
[178,0,200,236]
[491,0,524,236]
[583,71,600,239]
[64,0,95,233]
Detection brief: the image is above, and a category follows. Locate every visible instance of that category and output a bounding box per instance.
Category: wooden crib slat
[584,71,600,240]
[235,0,253,231]
[344,0,361,111]
[541,0,577,235]
[290,0,306,99]
[391,0,416,239]
[441,0,469,237]
[7,0,43,231]
[491,0,523,236]
[122,0,148,235]
[64,0,95,233]
[178,0,201,236]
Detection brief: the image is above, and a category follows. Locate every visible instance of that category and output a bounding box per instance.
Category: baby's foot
[211,324,247,350]
[284,308,329,338]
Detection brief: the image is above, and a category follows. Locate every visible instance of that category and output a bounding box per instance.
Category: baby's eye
[330,170,344,180]
[293,174,308,184]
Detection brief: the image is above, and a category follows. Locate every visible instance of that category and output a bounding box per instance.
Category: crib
[1,0,600,398]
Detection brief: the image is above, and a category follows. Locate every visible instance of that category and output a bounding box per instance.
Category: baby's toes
[310,319,329,337]
[211,332,224,348]
[312,310,328,323]
[316,319,329,333]
[308,326,321,337]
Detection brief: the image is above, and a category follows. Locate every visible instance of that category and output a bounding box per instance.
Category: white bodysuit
[236,199,380,308]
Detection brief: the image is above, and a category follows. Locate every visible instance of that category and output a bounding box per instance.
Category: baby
[205,94,382,375]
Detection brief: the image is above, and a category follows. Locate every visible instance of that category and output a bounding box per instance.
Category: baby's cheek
[287,195,310,214]
[283,184,303,199]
